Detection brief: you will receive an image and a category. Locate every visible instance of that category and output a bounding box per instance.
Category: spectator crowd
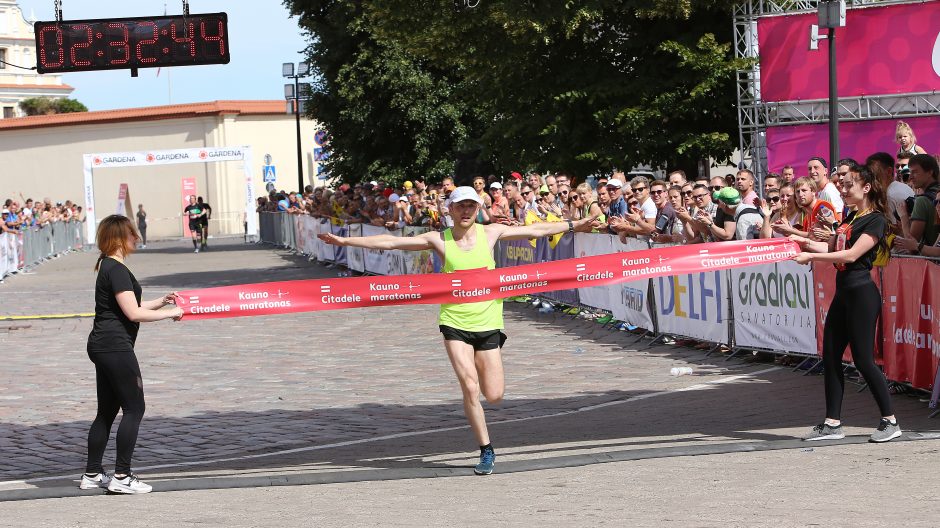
[2,197,85,234]
[258,120,940,258]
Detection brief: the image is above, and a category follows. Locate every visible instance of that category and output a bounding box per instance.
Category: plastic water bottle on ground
[670,367,693,376]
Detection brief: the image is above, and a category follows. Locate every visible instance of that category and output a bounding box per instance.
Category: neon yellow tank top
[438,224,504,331]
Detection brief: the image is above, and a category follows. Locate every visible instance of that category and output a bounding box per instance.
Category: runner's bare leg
[444,340,504,446]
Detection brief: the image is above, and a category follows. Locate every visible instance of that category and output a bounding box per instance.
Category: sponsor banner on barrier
[402,227,437,275]
[345,224,364,272]
[177,238,799,320]
[361,225,392,274]
[731,261,816,354]
[610,237,654,330]
[573,233,615,310]
[812,265,880,362]
[881,259,940,390]
[654,270,729,344]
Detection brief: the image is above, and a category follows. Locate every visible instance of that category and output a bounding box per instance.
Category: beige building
[0,100,324,239]
[0,0,74,118]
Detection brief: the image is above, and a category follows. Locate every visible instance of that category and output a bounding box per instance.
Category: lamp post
[810,1,846,168]
[283,62,310,193]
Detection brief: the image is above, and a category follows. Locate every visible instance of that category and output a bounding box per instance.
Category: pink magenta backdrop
[758,3,940,103]
[765,115,940,174]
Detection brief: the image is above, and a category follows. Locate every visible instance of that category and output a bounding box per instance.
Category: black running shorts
[439,325,507,351]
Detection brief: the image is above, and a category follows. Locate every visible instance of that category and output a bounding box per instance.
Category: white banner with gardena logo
[82,146,255,244]
[730,261,817,355]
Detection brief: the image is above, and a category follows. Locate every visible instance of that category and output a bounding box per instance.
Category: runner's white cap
[447,186,484,205]
[490,182,503,189]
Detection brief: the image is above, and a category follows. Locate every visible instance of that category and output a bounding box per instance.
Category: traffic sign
[263,165,277,183]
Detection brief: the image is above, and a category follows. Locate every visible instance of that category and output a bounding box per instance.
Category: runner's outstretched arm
[318,231,435,251]
[492,214,599,241]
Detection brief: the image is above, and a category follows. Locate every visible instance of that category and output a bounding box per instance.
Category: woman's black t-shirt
[834,211,886,287]
[87,257,142,353]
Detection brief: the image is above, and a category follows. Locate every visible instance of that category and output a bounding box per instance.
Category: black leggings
[821,280,893,420]
[85,351,146,475]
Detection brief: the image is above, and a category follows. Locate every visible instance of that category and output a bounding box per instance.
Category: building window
[0,48,7,69]
[3,107,14,119]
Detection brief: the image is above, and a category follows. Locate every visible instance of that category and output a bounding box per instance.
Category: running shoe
[869,419,902,443]
[474,446,496,475]
[107,474,152,494]
[194,248,199,253]
[595,314,613,324]
[802,423,845,441]
[79,472,111,490]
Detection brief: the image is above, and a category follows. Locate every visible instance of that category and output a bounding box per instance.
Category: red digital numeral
[39,25,64,69]
[108,23,129,65]
[171,22,196,58]
[69,24,93,67]
[135,21,158,64]
[200,20,226,56]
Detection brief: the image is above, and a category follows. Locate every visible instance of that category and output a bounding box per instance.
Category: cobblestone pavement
[1,238,938,520]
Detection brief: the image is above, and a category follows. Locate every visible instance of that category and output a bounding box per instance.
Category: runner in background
[197,197,212,250]
[183,196,205,253]
[319,186,599,475]
[135,204,147,249]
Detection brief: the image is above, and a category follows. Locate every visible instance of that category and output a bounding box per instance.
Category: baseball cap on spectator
[539,184,550,195]
[339,183,351,192]
[447,186,484,205]
[606,179,623,189]
[383,188,394,198]
[490,182,503,190]
[403,181,414,190]
[510,172,523,181]
[389,193,401,203]
[370,180,378,186]
[713,187,741,206]
[808,156,828,168]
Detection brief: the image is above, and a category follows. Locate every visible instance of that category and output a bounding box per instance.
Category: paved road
[1,238,938,526]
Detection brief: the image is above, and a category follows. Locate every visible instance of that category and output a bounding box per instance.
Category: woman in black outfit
[790,163,901,443]
[79,215,183,494]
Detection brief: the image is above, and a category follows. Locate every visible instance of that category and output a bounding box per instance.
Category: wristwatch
[567,219,574,233]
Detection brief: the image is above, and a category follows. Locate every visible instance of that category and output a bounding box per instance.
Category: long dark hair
[848,163,889,260]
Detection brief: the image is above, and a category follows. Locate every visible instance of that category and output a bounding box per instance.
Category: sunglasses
[522,191,533,196]
[767,196,781,203]
[682,190,694,196]
[896,164,908,169]
[692,193,708,199]
[570,194,581,200]
[710,186,723,192]
[560,190,569,195]
[650,189,666,195]
[632,186,647,192]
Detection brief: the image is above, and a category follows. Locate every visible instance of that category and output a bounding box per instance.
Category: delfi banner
[654,270,729,344]
[731,261,816,355]
[757,2,940,103]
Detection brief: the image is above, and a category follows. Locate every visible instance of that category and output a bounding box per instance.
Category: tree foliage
[19,97,88,116]
[285,0,748,183]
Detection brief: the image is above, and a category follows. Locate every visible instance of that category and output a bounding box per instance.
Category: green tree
[286,0,749,182]
[19,97,88,116]
[284,0,481,186]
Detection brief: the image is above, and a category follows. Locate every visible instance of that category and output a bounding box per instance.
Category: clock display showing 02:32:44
[34,12,230,74]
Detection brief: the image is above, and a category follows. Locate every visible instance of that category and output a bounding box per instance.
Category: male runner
[319,186,598,475]
[183,196,205,253]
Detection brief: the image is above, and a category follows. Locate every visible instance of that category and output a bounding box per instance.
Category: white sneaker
[107,474,152,494]
[194,248,200,253]
[79,472,111,490]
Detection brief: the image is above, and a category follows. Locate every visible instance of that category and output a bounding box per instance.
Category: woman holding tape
[790,164,900,443]
[320,186,598,475]
[80,215,183,494]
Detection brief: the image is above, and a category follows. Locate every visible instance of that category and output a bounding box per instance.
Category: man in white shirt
[807,156,844,219]
[629,175,657,222]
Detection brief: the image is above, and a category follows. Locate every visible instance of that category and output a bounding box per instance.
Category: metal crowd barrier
[0,222,85,281]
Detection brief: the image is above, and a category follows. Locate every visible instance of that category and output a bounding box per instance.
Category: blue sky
[15,1,310,111]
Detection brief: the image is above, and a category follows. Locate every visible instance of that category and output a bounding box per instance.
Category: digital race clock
[34,13,230,74]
